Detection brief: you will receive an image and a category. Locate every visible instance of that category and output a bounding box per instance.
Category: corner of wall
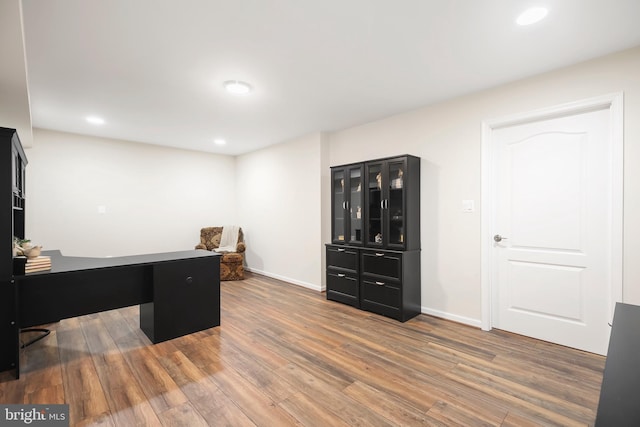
[319,132,330,291]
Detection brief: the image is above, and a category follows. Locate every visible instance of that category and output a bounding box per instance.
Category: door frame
[480,93,624,331]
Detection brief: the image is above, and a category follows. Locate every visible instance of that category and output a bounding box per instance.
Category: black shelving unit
[0,127,26,372]
[327,155,421,322]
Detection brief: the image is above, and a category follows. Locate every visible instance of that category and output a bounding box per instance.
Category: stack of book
[24,256,52,273]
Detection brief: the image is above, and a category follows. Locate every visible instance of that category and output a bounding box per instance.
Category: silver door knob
[493,234,508,242]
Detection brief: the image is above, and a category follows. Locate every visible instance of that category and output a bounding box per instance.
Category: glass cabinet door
[332,169,346,243]
[348,167,363,245]
[332,165,364,245]
[364,158,407,249]
[334,157,411,249]
[366,163,384,246]
[387,159,405,247]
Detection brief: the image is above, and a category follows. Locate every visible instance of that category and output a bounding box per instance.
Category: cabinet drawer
[327,246,358,271]
[361,250,402,280]
[326,269,359,307]
[361,278,400,319]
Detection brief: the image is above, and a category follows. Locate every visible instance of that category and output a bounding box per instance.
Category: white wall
[0,0,33,146]
[25,128,237,257]
[236,132,325,290]
[327,46,640,325]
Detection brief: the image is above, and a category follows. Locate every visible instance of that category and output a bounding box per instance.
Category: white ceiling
[21,0,640,155]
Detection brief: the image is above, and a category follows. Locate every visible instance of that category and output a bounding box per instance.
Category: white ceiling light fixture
[516,7,548,26]
[85,115,105,125]
[213,138,227,146]
[223,80,252,95]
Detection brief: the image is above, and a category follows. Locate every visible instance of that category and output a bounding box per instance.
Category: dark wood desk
[595,302,640,425]
[4,249,220,378]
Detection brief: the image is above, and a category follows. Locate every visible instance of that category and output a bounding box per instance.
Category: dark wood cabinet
[327,155,421,322]
[326,245,359,308]
[360,249,421,322]
[140,257,220,343]
[1,127,26,373]
[331,163,364,245]
[364,156,420,251]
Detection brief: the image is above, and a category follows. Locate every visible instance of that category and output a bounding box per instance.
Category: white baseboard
[420,306,482,328]
[245,267,324,292]
[245,268,479,326]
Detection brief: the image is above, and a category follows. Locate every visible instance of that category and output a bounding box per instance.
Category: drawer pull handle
[337,274,346,278]
[186,276,193,285]
[375,281,385,286]
[337,248,346,252]
[375,253,385,257]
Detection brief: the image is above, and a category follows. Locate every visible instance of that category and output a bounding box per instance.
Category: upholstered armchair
[195,226,246,280]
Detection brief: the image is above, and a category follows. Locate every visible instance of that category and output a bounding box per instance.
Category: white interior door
[490,107,617,355]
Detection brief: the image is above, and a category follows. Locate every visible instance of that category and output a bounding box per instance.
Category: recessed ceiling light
[86,116,105,125]
[223,80,252,95]
[213,138,227,146]
[516,7,548,26]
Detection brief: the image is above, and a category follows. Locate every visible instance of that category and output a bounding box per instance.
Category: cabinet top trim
[330,154,419,170]
[2,128,27,164]
[325,243,420,255]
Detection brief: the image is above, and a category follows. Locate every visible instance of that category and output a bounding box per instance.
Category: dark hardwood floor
[0,272,605,426]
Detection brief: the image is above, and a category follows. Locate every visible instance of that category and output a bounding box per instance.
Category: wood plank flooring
[0,272,605,426]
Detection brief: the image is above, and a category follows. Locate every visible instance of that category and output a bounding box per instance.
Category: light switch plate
[462,200,474,213]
